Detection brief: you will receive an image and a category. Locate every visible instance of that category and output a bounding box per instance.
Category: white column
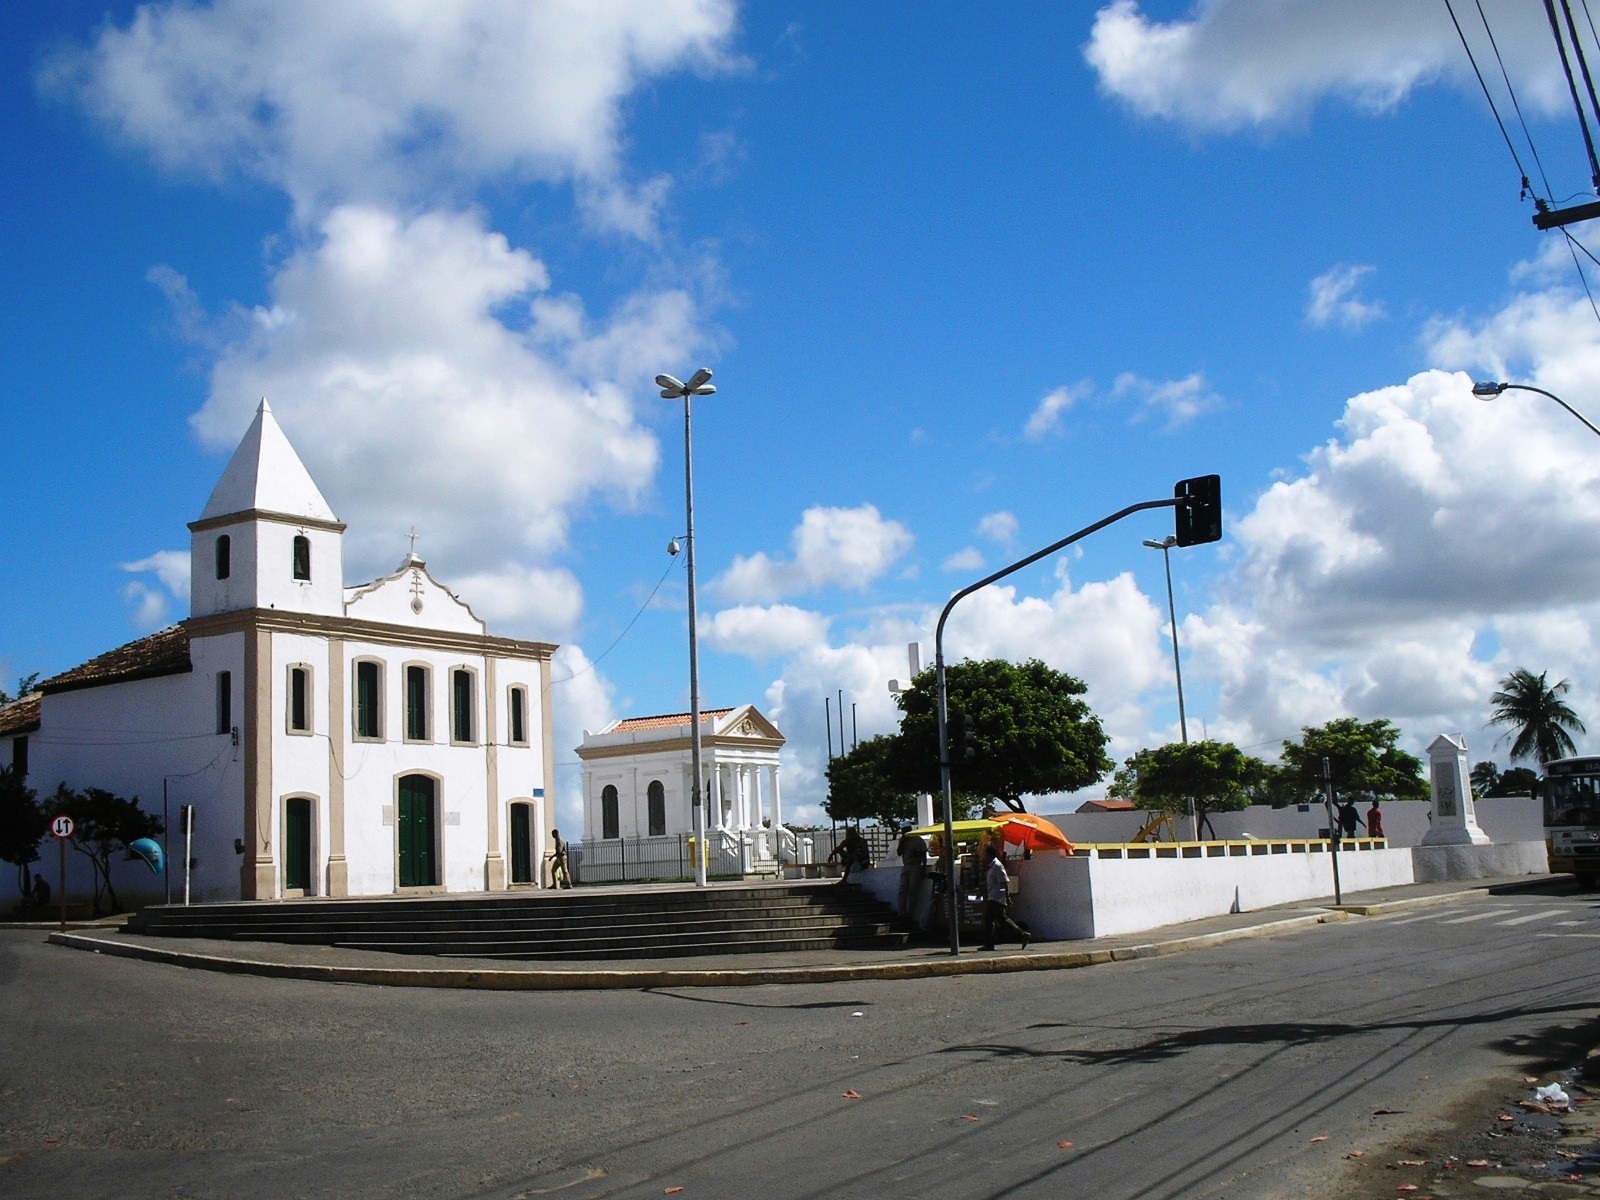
[770,764,783,828]
[709,760,724,831]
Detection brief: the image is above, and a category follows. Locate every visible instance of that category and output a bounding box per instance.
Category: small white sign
[51,816,74,839]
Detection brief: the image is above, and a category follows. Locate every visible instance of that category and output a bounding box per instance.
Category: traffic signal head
[1174,474,1221,547]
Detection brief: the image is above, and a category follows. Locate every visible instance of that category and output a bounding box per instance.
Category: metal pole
[684,390,708,887]
[934,493,1193,956]
[1324,756,1342,906]
[1159,543,1189,745]
[163,777,171,905]
[58,834,67,932]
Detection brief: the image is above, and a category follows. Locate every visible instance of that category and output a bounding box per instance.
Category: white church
[0,401,558,904]
[576,705,789,868]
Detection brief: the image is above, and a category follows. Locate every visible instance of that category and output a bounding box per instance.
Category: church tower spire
[188,400,347,618]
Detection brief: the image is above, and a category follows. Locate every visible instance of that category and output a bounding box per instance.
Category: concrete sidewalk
[34,874,1552,990]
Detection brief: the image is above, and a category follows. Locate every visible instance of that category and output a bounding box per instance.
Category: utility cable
[1476,0,1557,200]
[1546,0,1600,190]
[550,553,679,686]
[1560,0,1600,187]
[1448,0,1543,201]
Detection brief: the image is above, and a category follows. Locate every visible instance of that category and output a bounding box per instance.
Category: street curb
[47,906,1350,990]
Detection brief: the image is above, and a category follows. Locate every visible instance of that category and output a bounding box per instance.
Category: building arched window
[647,780,666,837]
[405,664,430,742]
[451,668,476,744]
[292,534,311,581]
[215,534,231,580]
[508,685,529,746]
[601,784,619,840]
[287,664,312,734]
[354,660,383,740]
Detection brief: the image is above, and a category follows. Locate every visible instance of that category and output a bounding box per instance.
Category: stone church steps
[123,881,910,960]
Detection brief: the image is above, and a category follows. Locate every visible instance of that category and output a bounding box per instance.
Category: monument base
[1412,841,1547,882]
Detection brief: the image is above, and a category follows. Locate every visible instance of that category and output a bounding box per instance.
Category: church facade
[3,401,557,904]
[575,706,787,865]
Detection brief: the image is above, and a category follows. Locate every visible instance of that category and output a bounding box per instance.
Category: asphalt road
[4,886,1599,1200]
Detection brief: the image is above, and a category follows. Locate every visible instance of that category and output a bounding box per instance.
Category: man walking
[980,843,1029,951]
[547,829,572,889]
[896,825,928,918]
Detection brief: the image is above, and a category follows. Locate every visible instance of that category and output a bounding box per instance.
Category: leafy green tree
[43,785,163,915]
[1274,717,1428,806]
[1470,760,1501,799]
[825,736,924,825]
[1495,766,1540,797]
[1116,741,1268,838]
[0,673,39,705]
[0,764,45,901]
[1488,668,1586,765]
[891,657,1111,812]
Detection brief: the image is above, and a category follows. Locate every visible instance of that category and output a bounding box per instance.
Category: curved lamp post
[656,367,717,888]
[1141,536,1189,746]
[1472,380,1600,439]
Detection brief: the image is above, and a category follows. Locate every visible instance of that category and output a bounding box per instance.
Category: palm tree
[1488,669,1587,765]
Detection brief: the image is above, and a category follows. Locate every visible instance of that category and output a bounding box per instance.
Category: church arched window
[215,534,231,580]
[647,780,666,837]
[293,535,311,581]
[601,785,619,840]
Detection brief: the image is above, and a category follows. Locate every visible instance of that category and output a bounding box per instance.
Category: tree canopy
[0,764,45,900]
[1488,668,1586,765]
[1274,717,1428,806]
[1113,740,1268,837]
[891,658,1111,812]
[43,785,163,915]
[824,735,922,825]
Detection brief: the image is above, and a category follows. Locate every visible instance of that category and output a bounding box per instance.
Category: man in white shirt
[980,843,1029,951]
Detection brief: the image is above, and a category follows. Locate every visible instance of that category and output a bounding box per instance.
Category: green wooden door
[398,775,436,887]
[284,797,312,892]
[510,804,532,884]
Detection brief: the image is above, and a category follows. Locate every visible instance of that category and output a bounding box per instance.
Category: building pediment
[345,556,486,634]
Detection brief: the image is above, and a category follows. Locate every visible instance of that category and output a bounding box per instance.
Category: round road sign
[51,816,74,839]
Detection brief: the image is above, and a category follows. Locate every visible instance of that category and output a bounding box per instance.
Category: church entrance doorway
[284,796,313,894]
[397,774,438,888]
[509,802,535,884]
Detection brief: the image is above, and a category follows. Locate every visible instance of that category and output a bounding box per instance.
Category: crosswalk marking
[1500,909,1575,926]
[1438,908,1519,924]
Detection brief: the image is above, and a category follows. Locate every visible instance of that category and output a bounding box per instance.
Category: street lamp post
[656,367,717,888]
[1472,380,1600,439]
[1141,536,1188,745]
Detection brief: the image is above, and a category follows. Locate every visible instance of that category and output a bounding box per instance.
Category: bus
[1541,756,1600,886]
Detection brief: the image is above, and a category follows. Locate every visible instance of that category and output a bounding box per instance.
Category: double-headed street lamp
[1472,380,1600,439]
[656,367,717,888]
[1141,535,1188,746]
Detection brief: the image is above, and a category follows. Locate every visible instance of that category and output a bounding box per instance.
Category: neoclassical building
[2,401,558,904]
[576,706,786,861]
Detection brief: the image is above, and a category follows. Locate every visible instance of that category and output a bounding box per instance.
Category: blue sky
[8,1,1600,828]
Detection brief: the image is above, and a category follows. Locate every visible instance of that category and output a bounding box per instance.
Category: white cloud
[50,0,742,230]
[548,644,618,831]
[942,547,985,573]
[1023,384,1080,441]
[1307,263,1386,330]
[1083,1,1558,132]
[1113,370,1220,429]
[185,205,683,623]
[714,504,915,603]
[1191,338,1600,760]
[703,604,831,661]
[119,549,191,629]
[978,511,1019,547]
[121,549,191,598]
[450,565,585,641]
[120,582,171,631]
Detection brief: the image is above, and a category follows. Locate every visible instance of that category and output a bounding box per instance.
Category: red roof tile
[38,626,192,695]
